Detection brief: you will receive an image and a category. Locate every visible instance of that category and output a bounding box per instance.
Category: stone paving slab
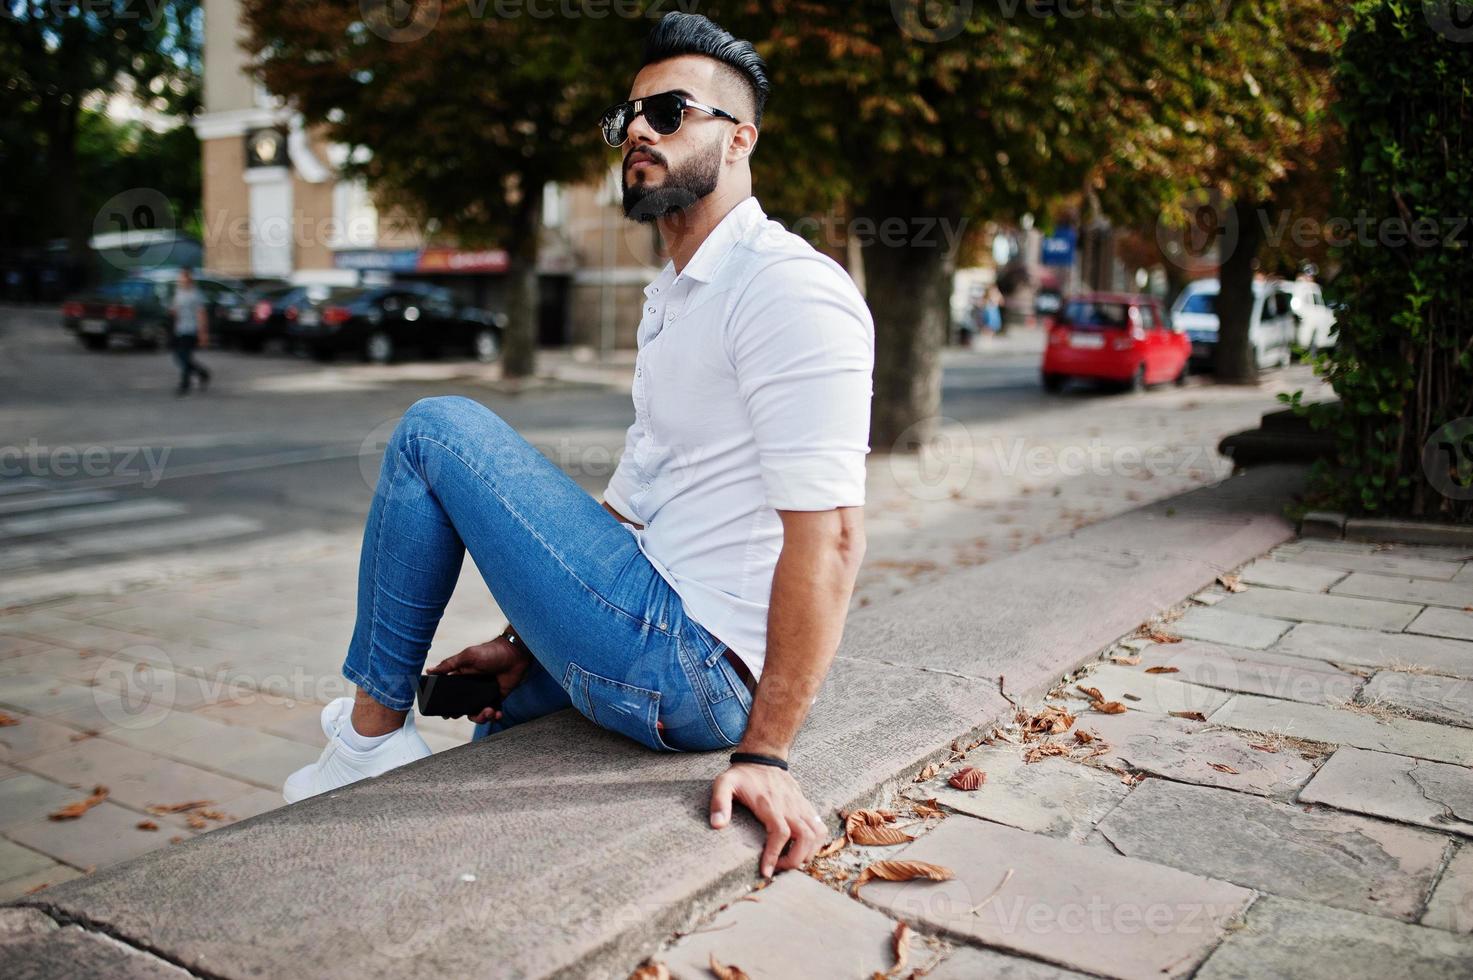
[1410,607,1473,642]
[1208,692,1473,766]
[928,745,1130,841]
[1096,777,1450,919]
[16,737,274,815]
[1270,545,1465,580]
[1194,894,1473,980]
[0,677,129,733]
[1331,572,1473,610]
[923,945,1094,979]
[1423,843,1473,934]
[859,816,1255,980]
[1133,639,1362,705]
[0,865,81,904]
[1166,608,1292,649]
[0,713,91,765]
[1067,662,1230,717]
[1237,559,1347,592]
[1212,588,1422,631]
[0,838,55,884]
[5,798,194,870]
[662,869,897,979]
[1274,622,1473,677]
[100,709,320,790]
[1458,564,1473,584]
[1069,709,1320,798]
[0,773,84,830]
[1361,671,1473,728]
[1298,746,1473,837]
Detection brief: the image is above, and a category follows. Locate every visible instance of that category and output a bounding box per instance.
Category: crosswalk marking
[0,488,119,516]
[0,478,52,497]
[0,498,188,538]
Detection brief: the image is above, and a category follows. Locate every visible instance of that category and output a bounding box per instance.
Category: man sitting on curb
[283,12,874,880]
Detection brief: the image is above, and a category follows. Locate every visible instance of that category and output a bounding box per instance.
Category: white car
[1171,278,1297,371]
[1279,279,1337,353]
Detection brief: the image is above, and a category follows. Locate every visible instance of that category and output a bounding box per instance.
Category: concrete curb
[7,465,1307,979]
[1301,512,1473,549]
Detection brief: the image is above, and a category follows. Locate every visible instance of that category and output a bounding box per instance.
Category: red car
[1042,293,1190,392]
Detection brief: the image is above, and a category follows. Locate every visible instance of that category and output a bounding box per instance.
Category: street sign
[1041,228,1077,266]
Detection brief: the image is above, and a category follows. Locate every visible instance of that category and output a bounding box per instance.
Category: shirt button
[647,306,656,314]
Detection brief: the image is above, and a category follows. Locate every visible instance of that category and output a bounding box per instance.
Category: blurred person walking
[170,267,211,396]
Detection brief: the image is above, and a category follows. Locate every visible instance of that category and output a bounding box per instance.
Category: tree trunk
[859,195,961,452]
[1213,198,1264,384]
[500,194,542,379]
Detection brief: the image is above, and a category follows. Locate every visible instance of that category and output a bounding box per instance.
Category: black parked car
[217,282,300,352]
[62,272,246,351]
[286,283,506,364]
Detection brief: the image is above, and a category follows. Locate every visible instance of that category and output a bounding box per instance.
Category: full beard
[623,138,723,224]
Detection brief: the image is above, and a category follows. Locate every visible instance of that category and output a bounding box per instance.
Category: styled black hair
[642,12,770,128]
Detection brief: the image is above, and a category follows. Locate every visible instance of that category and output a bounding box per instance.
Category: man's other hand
[709,763,827,878]
[426,636,532,725]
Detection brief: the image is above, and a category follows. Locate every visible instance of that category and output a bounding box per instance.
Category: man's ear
[727,122,759,163]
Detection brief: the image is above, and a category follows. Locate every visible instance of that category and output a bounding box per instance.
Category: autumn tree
[241,0,634,378]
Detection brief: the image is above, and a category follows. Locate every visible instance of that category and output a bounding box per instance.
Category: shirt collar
[643,197,765,296]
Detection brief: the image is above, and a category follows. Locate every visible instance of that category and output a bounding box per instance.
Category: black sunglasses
[599,91,739,148]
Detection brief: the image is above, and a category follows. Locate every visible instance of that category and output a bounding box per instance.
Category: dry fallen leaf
[48,785,109,821]
[845,809,899,835]
[1025,705,1075,735]
[1144,666,1180,674]
[1076,685,1104,703]
[708,953,751,980]
[1074,730,1095,745]
[1209,762,1240,774]
[849,822,914,847]
[146,799,215,815]
[0,711,20,727]
[854,860,955,895]
[197,809,227,822]
[1218,574,1247,593]
[628,960,670,980]
[890,922,912,976]
[24,882,53,895]
[169,835,185,844]
[1024,743,1071,763]
[185,813,209,830]
[1146,630,1183,644]
[947,766,985,791]
[909,797,944,817]
[914,762,940,782]
[1121,772,1147,786]
[136,820,159,832]
[1169,710,1208,722]
[1111,654,1143,666]
[1248,742,1278,753]
[814,836,848,859]
[1091,700,1128,714]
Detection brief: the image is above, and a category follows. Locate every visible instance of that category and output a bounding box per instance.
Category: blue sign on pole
[1041,228,1076,267]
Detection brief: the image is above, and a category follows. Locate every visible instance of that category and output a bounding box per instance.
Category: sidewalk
[649,536,1473,978]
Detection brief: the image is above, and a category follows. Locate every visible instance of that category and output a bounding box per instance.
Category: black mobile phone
[415,674,504,718]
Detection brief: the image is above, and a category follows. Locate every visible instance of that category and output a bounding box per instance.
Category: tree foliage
[1286,0,1473,519]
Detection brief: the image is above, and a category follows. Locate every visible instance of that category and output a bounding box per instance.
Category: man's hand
[426,635,532,725]
[710,764,827,878]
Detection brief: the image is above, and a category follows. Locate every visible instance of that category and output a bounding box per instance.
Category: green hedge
[1288,0,1472,519]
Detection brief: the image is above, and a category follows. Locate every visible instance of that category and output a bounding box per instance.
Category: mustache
[624,147,667,171]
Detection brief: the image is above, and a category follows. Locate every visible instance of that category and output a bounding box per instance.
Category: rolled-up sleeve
[728,257,874,511]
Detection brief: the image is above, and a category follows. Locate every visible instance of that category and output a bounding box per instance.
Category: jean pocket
[563,663,673,752]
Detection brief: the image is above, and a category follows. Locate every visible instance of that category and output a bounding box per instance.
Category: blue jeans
[341,396,754,752]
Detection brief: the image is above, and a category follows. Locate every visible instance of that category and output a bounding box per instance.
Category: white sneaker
[283,697,432,803]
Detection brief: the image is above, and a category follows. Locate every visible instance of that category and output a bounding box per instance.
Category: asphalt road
[0,303,1322,592]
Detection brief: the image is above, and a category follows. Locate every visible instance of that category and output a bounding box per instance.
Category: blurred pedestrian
[983,285,1003,334]
[170,267,212,396]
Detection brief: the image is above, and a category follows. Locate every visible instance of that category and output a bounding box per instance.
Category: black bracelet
[730,751,789,771]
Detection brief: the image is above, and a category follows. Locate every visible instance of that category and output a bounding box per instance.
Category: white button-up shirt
[604,196,874,678]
